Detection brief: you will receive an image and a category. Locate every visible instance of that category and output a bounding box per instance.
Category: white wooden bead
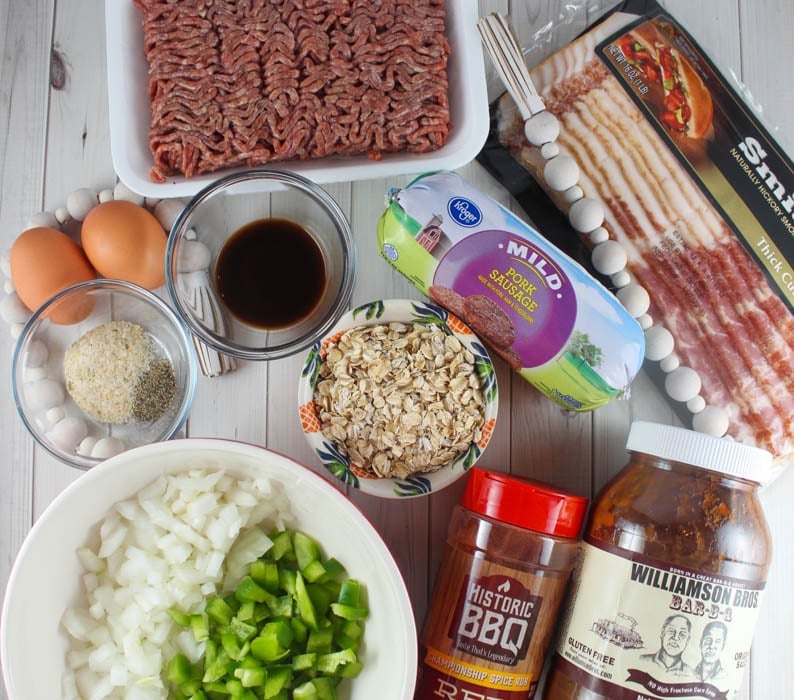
[563,185,584,204]
[185,228,197,241]
[524,110,560,146]
[591,239,628,275]
[77,436,98,456]
[616,283,650,318]
[692,405,730,437]
[544,155,580,192]
[659,353,680,373]
[25,378,65,412]
[687,395,706,414]
[178,240,212,272]
[25,339,49,367]
[114,181,145,206]
[26,211,60,230]
[66,188,98,221]
[540,142,560,160]
[644,325,675,361]
[665,366,701,402]
[589,227,609,245]
[154,199,186,233]
[55,207,71,224]
[23,366,47,383]
[98,189,114,203]
[569,197,605,233]
[0,252,11,278]
[611,270,631,288]
[637,313,653,330]
[47,416,89,452]
[91,437,126,459]
[0,292,31,324]
[10,323,24,339]
[45,405,66,426]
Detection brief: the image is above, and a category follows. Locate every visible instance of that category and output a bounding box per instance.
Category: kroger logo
[447,197,482,228]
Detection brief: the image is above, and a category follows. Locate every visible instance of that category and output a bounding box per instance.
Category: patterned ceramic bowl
[297,298,498,498]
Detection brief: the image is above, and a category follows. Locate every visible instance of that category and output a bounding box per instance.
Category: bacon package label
[377,171,645,412]
[552,542,765,700]
[597,14,794,309]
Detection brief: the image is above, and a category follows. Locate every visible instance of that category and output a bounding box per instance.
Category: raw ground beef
[133,0,452,181]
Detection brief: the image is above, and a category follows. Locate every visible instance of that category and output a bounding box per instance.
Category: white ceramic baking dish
[105,0,490,198]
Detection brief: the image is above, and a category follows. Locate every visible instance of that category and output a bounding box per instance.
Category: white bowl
[0,439,417,699]
[104,0,489,198]
[298,299,499,498]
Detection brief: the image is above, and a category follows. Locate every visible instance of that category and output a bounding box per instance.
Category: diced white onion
[77,547,106,573]
[62,469,291,698]
[87,642,118,672]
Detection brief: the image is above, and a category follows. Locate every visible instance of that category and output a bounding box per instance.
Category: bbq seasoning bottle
[543,421,773,700]
[415,467,587,699]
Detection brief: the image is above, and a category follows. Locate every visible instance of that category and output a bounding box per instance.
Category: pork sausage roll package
[491,3,794,462]
[377,171,645,412]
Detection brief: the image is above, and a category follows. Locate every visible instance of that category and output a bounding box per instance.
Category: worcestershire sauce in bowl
[215,218,327,329]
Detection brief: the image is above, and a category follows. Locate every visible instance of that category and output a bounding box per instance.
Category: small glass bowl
[165,169,357,361]
[12,279,198,470]
[298,298,499,498]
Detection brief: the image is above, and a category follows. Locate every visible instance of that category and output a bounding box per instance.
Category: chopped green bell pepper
[166,528,368,699]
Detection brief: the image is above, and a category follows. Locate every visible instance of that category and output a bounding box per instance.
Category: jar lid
[461,467,588,539]
[626,421,773,484]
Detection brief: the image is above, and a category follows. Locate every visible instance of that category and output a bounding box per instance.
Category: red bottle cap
[461,467,588,539]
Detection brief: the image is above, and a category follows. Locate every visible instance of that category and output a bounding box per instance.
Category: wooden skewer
[476,13,546,120]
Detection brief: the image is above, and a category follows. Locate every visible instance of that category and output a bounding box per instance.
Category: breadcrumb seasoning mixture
[63,320,176,424]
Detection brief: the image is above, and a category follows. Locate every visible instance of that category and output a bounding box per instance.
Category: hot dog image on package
[377,171,645,411]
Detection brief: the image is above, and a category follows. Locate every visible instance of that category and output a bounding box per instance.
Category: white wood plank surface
[0,1,791,698]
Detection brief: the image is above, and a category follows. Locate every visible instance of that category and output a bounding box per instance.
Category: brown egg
[10,227,97,324]
[81,200,167,289]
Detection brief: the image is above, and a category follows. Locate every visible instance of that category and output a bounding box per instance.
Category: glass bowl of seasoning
[165,168,357,361]
[11,278,198,469]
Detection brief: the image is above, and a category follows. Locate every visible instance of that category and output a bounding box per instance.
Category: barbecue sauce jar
[543,421,773,700]
[415,467,588,699]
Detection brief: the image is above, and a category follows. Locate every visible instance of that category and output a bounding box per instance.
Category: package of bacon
[477,0,794,463]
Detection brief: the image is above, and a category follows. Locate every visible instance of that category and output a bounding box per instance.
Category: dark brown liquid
[215,218,327,329]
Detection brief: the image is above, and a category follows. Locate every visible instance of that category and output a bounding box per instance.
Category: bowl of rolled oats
[297,299,498,498]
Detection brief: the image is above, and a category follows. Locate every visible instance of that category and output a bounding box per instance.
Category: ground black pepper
[132,359,176,422]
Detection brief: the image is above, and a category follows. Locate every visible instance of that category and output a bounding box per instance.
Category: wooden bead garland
[478,12,731,438]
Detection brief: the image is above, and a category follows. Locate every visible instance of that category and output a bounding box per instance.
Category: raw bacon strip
[133,0,452,181]
[578,85,794,397]
[497,14,794,461]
